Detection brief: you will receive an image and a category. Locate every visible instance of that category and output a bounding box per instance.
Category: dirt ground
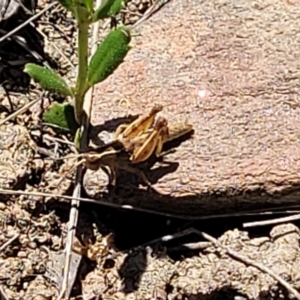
[1,0,300,299]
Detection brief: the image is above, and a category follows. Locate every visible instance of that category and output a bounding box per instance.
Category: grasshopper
[83,116,169,186]
[122,116,169,163]
[83,115,193,187]
[83,105,167,172]
[114,104,163,139]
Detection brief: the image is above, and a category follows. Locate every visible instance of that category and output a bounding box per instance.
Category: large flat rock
[88,0,300,216]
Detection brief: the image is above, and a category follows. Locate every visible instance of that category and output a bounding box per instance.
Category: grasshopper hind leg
[114,124,128,139]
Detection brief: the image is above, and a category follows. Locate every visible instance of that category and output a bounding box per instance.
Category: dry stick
[243,213,300,228]
[0,233,19,251]
[167,241,212,252]
[199,229,300,300]
[2,188,300,222]
[0,2,57,44]
[57,171,83,300]
[0,97,40,126]
[57,4,101,298]
[139,227,212,252]
[140,227,204,248]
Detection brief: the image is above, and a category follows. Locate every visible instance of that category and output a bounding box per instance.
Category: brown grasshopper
[114,104,163,139]
[82,104,166,171]
[114,105,193,164]
[83,116,169,186]
[83,113,193,186]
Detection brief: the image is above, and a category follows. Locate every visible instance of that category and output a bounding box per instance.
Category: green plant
[24,0,131,142]
[24,1,132,298]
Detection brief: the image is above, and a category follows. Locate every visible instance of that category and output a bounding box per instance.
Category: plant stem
[74,18,89,124]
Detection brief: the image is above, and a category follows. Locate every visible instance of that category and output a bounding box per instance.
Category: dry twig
[0,97,40,126]
[0,233,19,251]
[243,213,300,228]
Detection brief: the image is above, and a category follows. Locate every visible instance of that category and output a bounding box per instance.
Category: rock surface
[89,0,300,216]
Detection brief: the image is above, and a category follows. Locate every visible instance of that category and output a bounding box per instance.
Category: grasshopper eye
[154,117,168,129]
[151,104,163,114]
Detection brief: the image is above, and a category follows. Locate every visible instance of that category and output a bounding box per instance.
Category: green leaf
[24,63,73,97]
[87,27,131,86]
[92,0,125,22]
[42,102,79,135]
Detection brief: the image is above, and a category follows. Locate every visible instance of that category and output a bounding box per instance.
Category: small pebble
[17,251,27,258]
